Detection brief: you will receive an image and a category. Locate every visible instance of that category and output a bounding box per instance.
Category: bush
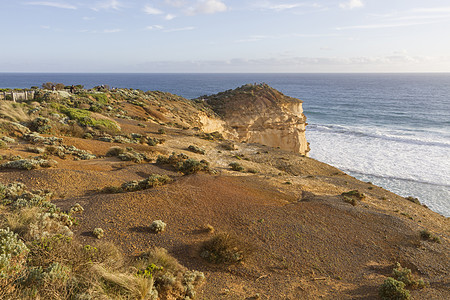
[341,190,365,205]
[379,277,410,300]
[188,145,206,155]
[0,158,57,170]
[405,196,420,205]
[149,220,166,234]
[103,174,172,194]
[343,196,357,206]
[177,159,210,175]
[29,117,52,134]
[200,233,253,264]
[229,162,244,172]
[134,247,205,299]
[93,228,105,239]
[392,263,428,289]
[0,228,29,293]
[419,229,441,243]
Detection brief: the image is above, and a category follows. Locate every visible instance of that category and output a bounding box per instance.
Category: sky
[1,0,450,73]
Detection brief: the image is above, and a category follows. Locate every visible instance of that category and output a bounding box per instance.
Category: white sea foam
[307,124,450,217]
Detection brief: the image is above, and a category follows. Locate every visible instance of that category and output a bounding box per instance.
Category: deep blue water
[1,73,449,216]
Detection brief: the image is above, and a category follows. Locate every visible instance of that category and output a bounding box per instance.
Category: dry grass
[0,102,31,123]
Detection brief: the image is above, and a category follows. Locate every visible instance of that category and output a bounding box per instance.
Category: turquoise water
[1,73,449,216]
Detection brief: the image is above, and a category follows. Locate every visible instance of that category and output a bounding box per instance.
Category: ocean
[1,73,449,217]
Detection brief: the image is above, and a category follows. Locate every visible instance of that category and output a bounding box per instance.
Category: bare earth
[1,117,448,299]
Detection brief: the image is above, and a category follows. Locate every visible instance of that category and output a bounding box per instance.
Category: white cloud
[146,25,164,30]
[103,28,122,33]
[164,26,195,32]
[143,5,163,15]
[339,0,364,10]
[24,1,77,10]
[186,0,227,15]
[92,0,123,11]
[165,14,177,20]
[257,2,323,12]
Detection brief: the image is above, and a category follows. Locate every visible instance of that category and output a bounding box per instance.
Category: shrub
[341,190,364,205]
[149,220,167,234]
[147,137,164,146]
[134,247,205,299]
[419,229,441,243]
[177,159,210,175]
[196,131,223,141]
[341,190,365,200]
[188,145,206,155]
[157,128,166,134]
[93,228,105,239]
[392,263,428,289]
[379,277,410,300]
[62,108,120,132]
[0,228,29,293]
[200,233,253,264]
[103,174,172,194]
[91,93,109,104]
[405,196,421,205]
[29,117,52,134]
[229,162,244,172]
[343,196,357,206]
[0,158,57,170]
[69,203,84,214]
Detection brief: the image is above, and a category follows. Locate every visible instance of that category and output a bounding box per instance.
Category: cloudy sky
[1,0,450,72]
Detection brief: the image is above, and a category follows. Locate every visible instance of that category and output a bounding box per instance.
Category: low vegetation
[419,229,441,243]
[379,262,428,300]
[156,152,210,175]
[0,181,205,299]
[200,233,253,264]
[103,174,173,194]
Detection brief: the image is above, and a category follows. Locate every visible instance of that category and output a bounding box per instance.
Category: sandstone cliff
[201,83,310,155]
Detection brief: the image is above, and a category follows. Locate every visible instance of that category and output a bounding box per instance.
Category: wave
[308,124,450,148]
[340,168,450,189]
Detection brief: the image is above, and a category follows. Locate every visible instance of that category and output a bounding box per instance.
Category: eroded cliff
[200,83,310,155]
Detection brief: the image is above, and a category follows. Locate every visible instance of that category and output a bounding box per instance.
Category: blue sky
[1,0,450,72]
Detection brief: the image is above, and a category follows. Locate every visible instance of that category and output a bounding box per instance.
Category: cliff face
[202,84,310,155]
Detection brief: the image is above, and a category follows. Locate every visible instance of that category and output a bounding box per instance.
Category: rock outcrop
[201,84,310,155]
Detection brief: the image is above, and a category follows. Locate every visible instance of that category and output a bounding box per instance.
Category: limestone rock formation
[201,84,310,155]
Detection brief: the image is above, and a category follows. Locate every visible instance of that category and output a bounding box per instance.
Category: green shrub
[90,93,109,104]
[200,233,253,264]
[177,159,210,175]
[149,220,166,234]
[229,162,244,172]
[343,196,357,206]
[419,229,441,243]
[392,263,428,289]
[196,131,223,141]
[29,117,52,134]
[62,108,119,132]
[134,247,205,299]
[188,145,206,155]
[157,128,166,134]
[93,228,105,239]
[0,228,29,288]
[103,174,172,194]
[404,196,420,205]
[379,277,410,300]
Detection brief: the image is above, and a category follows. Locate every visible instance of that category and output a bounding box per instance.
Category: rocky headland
[0,84,448,299]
